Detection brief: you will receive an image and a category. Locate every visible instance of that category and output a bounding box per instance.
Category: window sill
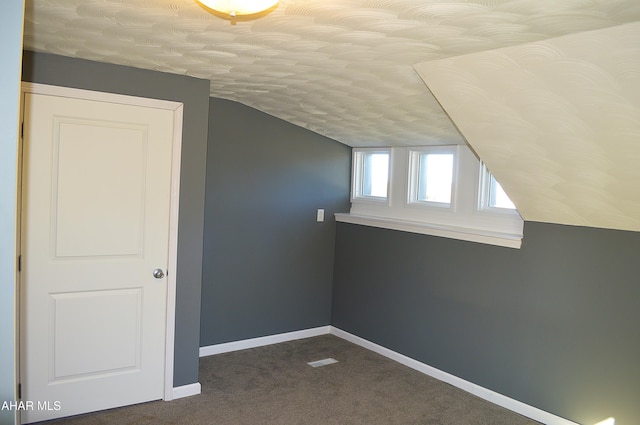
[334,213,522,249]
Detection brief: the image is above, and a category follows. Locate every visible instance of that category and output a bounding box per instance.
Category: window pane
[418,153,453,203]
[362,153,388,197]
[489,176,515,209]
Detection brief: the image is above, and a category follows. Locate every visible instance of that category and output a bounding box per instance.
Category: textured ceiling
[22,0,640,148]
[416,22,640,231]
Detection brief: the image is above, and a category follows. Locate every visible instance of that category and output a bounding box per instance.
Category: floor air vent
[307,358,338,368]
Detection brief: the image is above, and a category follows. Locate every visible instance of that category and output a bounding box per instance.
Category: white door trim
[19,82,183,403]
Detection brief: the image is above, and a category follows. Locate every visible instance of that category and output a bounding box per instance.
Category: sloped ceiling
[415,22,640,231]
[22,1,640,231]
[22,0,640,148]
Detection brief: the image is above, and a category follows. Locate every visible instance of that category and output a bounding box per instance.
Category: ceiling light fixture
[196,0,278,20]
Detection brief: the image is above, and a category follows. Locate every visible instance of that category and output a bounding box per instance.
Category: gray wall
[21,51,209,387]
[0,3,25,425]
[332,221,640,425]
[200,98,351,346]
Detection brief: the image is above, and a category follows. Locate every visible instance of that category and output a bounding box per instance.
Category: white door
[20,90,177,423]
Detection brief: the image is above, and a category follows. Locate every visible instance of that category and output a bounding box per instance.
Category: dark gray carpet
[38,335,541,424]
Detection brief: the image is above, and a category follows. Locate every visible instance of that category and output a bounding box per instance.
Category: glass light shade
[197,0,278,16]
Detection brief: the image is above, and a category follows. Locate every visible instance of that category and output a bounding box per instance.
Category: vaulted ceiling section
[415,22,640,231]
[23,0,640,231]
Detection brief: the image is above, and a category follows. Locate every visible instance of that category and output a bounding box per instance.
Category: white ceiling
[22,0,640,232]
[22,0,640,148]
[416,22,640,232]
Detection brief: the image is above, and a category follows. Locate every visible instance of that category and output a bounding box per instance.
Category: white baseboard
[199,326,332,357]
[197,325,578,425]
[329,327,580,425]
[171,382,201,400]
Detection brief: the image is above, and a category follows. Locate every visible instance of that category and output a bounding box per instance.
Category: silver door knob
[153,268,165,279]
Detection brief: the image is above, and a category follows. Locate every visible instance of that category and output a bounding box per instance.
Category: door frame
[18,82,184,404]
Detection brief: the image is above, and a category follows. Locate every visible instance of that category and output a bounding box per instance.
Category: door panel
[21,91,175,423]
[50,289,142,381]
[53,119,147,258]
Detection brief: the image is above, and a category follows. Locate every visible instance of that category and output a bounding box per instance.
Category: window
[352,149,390,201]
[479,163,516,210]
[408,147,456,208]
[341,146,523,249]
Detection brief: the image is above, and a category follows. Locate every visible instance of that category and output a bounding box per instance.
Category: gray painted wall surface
[0,3,24,424]
[21,51,209,387]
[332,221,640,425]
[200,98,351,346]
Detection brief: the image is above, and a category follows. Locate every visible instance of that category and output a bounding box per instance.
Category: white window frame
[351,148,391,205]
[407,146,457,210]
[340,145,524,249]
[478,162,517,214]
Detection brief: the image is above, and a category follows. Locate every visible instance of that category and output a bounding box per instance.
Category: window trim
[477,162,517,214]
[335,212,523,249]
[351,148,391,205]
[345,145,524,249]
[407,146,457,210]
